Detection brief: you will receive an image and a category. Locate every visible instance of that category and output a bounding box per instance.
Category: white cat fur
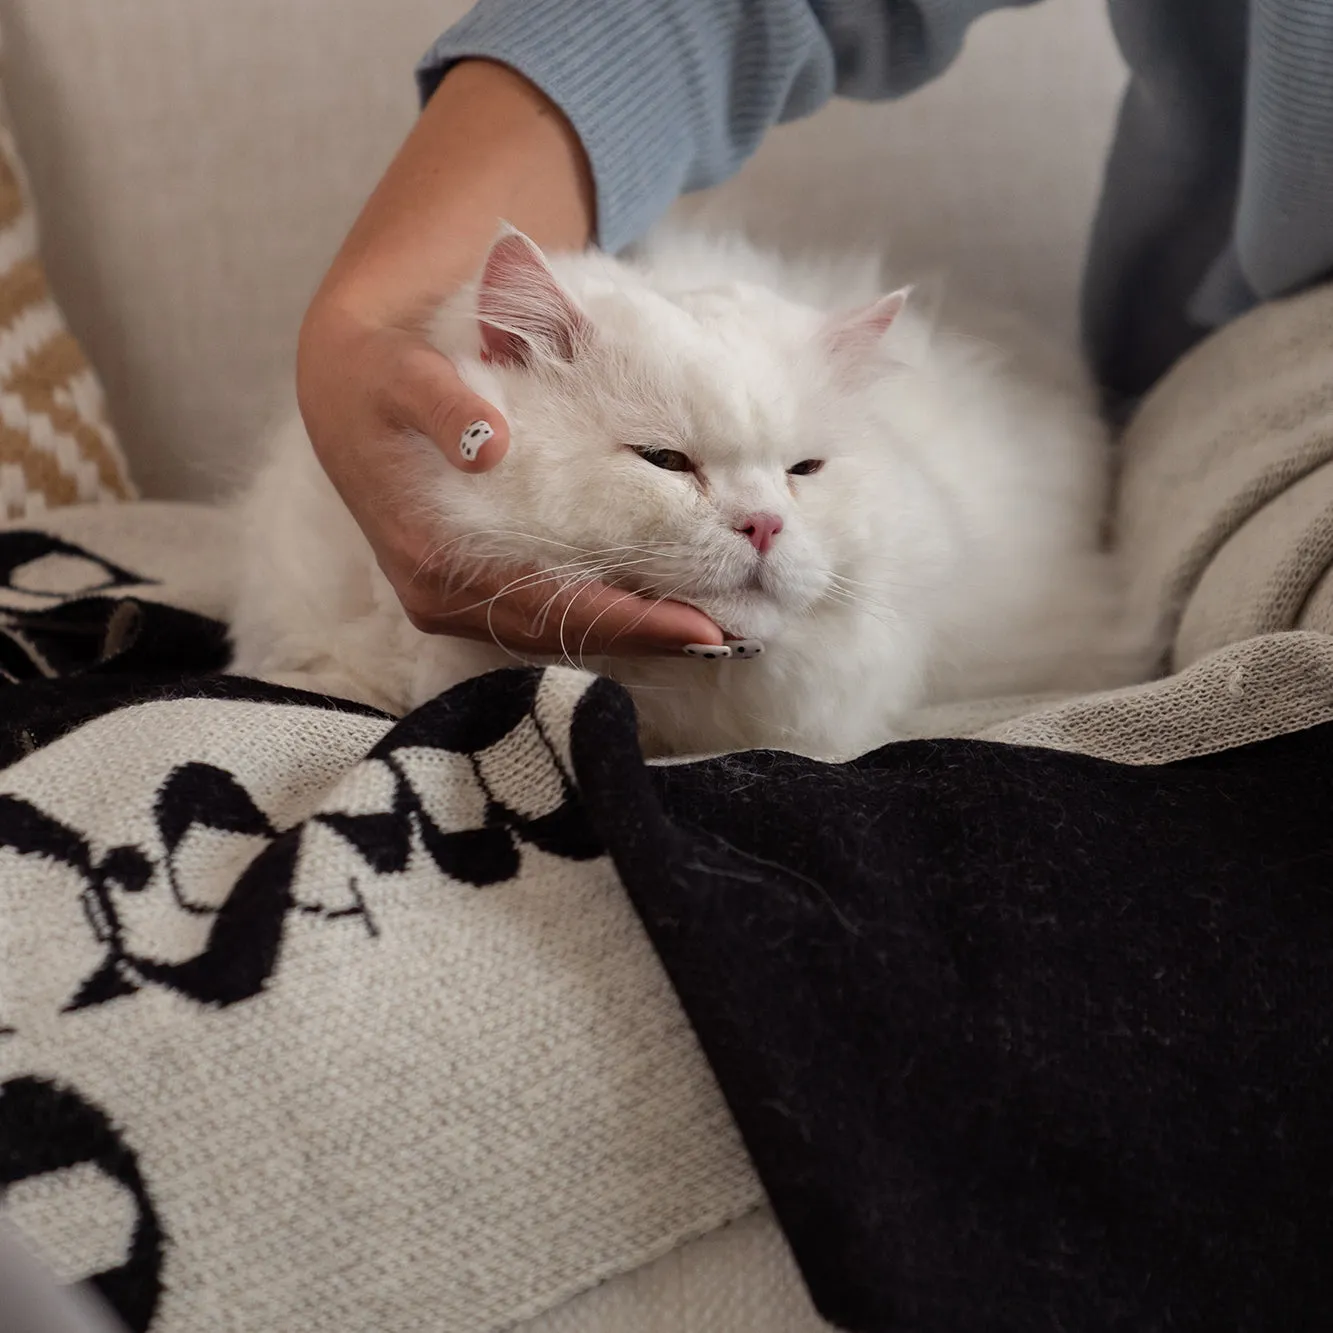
[230,228,1148,759]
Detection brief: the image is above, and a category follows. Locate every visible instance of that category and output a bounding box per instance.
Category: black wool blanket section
[571,677,1333,1333]
[1,539,1331,1332]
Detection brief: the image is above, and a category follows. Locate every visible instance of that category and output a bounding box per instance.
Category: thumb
[388,339,511,473]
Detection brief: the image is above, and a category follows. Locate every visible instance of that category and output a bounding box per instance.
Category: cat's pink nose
[735,512,784,554]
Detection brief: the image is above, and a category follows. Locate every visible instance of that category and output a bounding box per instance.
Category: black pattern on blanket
[0,509,761,1333]
[1,514,1332,1333]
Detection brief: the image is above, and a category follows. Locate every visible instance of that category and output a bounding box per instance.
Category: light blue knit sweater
[418,1,1333,398]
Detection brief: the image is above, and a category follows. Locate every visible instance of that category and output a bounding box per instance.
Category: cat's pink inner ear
[824,288,911,361]
[477,227,589,368]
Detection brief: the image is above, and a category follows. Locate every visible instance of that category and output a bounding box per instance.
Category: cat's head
[430,226,935,644]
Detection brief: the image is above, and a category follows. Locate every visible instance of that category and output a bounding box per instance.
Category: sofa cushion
[0,74,134,519]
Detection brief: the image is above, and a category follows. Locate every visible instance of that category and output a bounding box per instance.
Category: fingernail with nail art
[724,639,765,658]
[683,643,731,660]
[459,420,494,462]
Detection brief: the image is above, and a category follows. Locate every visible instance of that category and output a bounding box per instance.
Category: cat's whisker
[574,576,698,669]
[823,586,879,610]
[810,586,905,636]
[531,569,620,638]
[827,570,893,589]
[528,556,677,636]
[828,572,916,597]
[617,680,693,697]
[477,549,662,600]
[509,550,677,650]
[439,529,691,559]
[479,565,641,666]
[455,548,684,603]
[407,530,510,584]
[445,563,650,654]
[408,530,691,588]
[444,565,610,621]
[413,525,688,556]
[464,553,659,649]
[570,589,641,665]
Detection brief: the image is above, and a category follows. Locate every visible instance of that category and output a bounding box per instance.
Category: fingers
[508,580,725,656]
[302,317,721,658]
[405,572,725,657]
[384,341,510,473]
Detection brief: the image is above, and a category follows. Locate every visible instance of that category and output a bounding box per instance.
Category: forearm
[417,0,838,252]
[416,0,1025,255]
[308,59,594,330]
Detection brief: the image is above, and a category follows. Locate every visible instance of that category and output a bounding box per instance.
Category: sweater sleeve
[417,1,1024,254]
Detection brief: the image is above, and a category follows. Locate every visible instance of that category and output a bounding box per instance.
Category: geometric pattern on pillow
[0,113,136,520]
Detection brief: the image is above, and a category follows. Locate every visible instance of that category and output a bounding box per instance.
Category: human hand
[296,60,723,656]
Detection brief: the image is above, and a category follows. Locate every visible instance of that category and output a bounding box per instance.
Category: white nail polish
[724,639,765,658]
[459,419,494,462]
[683,643,732,660]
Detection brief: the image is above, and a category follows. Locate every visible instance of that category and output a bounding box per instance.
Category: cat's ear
[822,288,911,366]
[476,224,589,368]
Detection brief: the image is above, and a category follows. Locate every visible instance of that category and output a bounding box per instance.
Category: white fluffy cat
[230,226,1148,759]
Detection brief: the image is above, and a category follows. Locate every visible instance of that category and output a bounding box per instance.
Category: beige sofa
[0,4,1177,1330]
[7,6,1333,1332]
[2,0,1124,501]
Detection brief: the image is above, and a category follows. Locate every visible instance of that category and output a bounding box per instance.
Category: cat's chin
[689,593,787,642]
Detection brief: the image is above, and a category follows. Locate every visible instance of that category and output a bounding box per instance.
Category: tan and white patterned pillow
[0,103,135,520]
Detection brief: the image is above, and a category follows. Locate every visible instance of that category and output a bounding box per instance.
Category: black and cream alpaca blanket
[1,492,1332,1333]
[4,273,1333,1333]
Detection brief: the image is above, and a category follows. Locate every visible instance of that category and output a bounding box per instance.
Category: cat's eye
[633,446,695,473]
[788,459,825,476]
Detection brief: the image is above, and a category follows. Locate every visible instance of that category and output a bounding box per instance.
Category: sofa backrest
[0,0,1123,498]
